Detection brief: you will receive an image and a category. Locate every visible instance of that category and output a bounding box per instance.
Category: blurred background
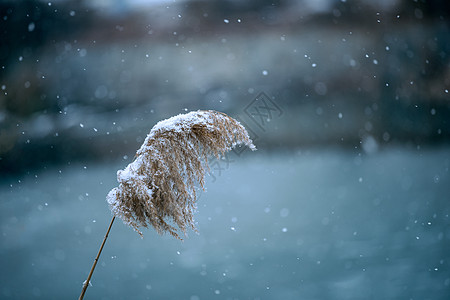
[0,0,449,299]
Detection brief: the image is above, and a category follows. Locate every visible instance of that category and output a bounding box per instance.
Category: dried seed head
[106,110,255,239]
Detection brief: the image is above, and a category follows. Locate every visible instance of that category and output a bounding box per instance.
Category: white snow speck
[79,48,87,57]
[362,135,379,154]
[262,70,268,76]
[79,123,84,128]
[28,22,35,32]
[280,208,289,218]
[224,19,229,24]
[312,63,317,67]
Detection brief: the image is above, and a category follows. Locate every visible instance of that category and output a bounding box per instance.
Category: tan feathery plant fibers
[107,109,256,238]
[79,110,255,300]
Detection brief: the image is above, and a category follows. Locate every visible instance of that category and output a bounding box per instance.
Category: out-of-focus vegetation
[1,0,449,175]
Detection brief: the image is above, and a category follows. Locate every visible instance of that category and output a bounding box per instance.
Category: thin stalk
[79,216,115,300]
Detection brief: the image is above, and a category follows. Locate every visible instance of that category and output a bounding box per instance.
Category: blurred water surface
[1,148,449,299]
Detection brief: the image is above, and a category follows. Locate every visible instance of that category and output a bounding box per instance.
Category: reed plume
[79,110,255,299]
[107,109,255,238]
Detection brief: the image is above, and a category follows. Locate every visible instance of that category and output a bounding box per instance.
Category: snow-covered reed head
[106,110,255,239]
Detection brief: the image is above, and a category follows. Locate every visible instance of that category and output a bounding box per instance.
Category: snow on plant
[79,110,255,299]
[108,109,255,238]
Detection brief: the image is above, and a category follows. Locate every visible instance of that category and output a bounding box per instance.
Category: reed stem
[79,216,115,300]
